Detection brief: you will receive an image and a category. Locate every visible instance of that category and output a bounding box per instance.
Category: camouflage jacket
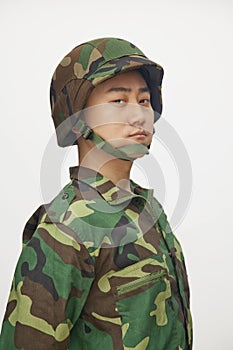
[0,166,192,350]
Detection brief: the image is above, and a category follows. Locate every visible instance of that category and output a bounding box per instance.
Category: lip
[129,129,148,137]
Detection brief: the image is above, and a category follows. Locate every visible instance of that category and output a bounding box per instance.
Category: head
[50,37,164,159]
[81,70,154,149]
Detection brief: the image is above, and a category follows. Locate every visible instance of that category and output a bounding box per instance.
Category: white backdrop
[0,0,233,349]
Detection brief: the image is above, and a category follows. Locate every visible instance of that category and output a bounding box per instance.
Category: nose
[126,103,146,127]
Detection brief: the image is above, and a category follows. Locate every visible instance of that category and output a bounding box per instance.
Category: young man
[0,37,193,349]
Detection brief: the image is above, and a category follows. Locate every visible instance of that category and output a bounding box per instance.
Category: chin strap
[75,119,150,161]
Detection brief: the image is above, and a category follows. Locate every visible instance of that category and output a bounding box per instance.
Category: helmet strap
[74,119,150,161]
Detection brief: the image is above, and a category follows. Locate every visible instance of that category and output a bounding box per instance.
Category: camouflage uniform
[0,166,192,349]
[0,38,193,349]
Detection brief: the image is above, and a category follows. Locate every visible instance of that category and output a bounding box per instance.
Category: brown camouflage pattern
[49,37,164,147]
[0,166,192,349]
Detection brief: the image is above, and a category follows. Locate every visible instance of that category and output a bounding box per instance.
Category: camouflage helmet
[50,37,164,147]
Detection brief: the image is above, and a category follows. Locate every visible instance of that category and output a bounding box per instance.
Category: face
[83,70,154,149]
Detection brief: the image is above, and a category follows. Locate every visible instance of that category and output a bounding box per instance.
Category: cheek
[93,125,124,140]
[84,112,108,129]
[147,113,154,132]
[83,105,125,129]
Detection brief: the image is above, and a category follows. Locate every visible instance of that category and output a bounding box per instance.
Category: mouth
[129,129,148,138]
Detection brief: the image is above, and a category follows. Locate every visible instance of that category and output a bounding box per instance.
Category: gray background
[0,0,233,349]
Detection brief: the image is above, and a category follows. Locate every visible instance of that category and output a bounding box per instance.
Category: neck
[99,159,133,193]
[77,139,133,192]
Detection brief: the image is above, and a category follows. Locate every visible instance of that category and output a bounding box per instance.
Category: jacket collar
[69,166,154,205]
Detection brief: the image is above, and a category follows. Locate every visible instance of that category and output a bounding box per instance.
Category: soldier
[0,37,193,349]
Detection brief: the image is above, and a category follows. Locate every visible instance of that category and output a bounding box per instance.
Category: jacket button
[115,307,118,312]
[62,193,69,200]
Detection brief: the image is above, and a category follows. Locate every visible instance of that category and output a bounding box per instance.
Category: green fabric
[0,166,193,349]
[50,37,164,147]
[74,117,149,161]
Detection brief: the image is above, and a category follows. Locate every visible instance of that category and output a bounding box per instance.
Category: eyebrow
[106,86,150,94]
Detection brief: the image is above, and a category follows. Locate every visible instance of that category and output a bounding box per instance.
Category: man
[0,37,192,349]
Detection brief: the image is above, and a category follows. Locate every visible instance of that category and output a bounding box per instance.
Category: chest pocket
[116,269,166,296]
[109,255,179,350]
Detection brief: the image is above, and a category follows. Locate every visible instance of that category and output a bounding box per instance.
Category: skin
[73,70,154,192]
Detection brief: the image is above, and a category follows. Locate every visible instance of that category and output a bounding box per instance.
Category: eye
[111,99,126,104]
[139,98,151,105]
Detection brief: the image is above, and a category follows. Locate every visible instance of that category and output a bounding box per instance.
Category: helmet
[50,37,164,148]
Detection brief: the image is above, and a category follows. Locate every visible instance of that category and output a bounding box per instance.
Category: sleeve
[151,196,193,346]
[0,221,95,350]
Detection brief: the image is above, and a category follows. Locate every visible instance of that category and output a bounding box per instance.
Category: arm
[0,221,95,350]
